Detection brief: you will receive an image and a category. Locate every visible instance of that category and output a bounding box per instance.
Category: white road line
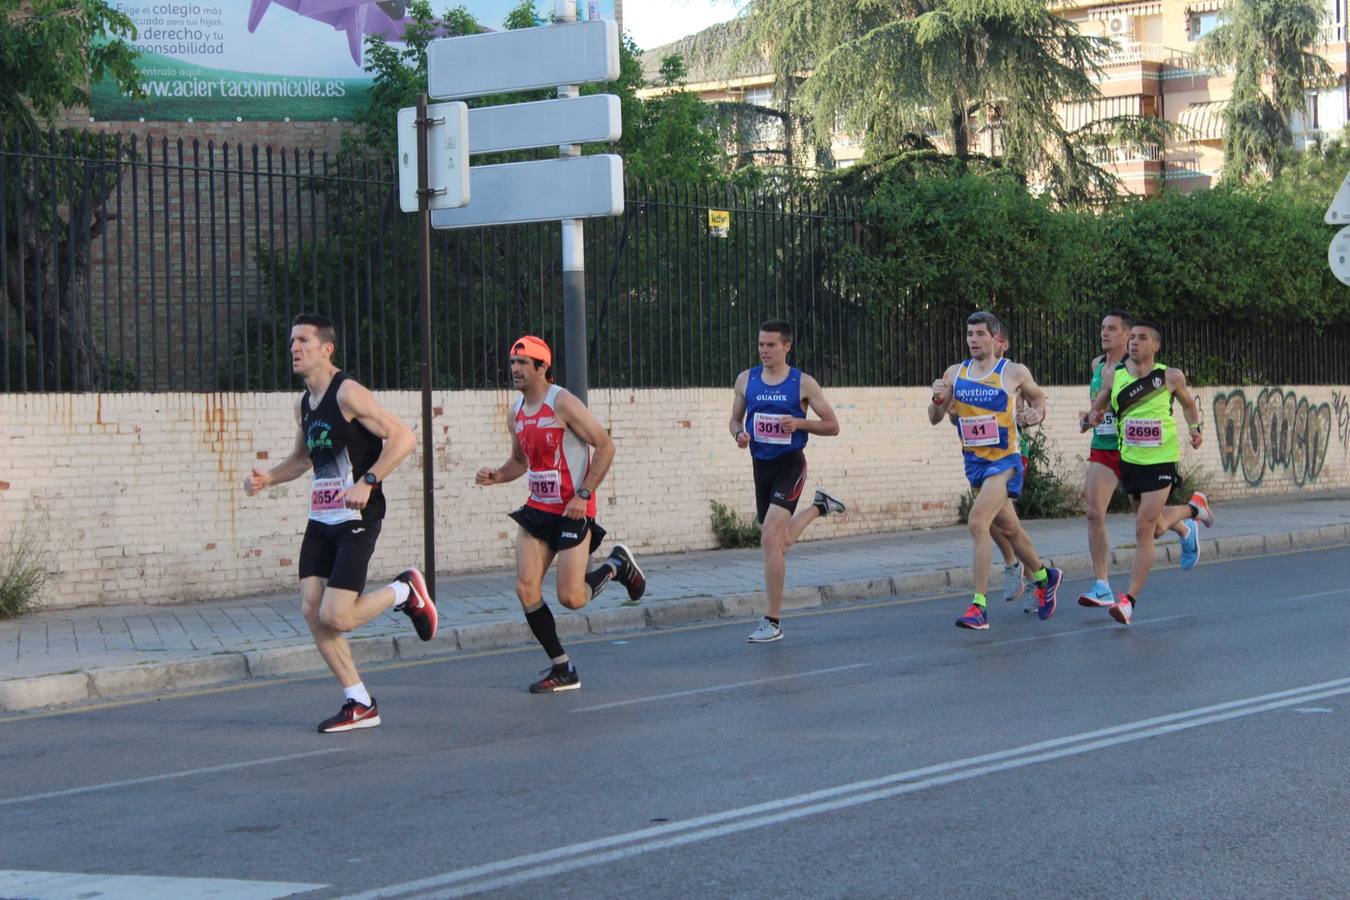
[985,614,1195,646]
[1288,589,1350,602]
[0,748,347,807]
[570,663,872,713]
[0,870,325,900]
[347,675,1350,900]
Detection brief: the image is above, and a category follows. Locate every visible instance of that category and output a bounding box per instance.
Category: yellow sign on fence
[707,209,730,238]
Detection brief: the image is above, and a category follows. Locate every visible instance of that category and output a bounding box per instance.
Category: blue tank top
[745,365,807,460]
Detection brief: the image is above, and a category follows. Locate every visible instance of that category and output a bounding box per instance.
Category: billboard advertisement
[91,1,617,122]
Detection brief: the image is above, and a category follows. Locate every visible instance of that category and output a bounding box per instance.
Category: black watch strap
[363,472,379,485]
[577,487,592,500]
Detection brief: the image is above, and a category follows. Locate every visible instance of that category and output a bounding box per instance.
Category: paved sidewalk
[3,490,1349,711]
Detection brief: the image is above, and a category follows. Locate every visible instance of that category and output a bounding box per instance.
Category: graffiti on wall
[1333,390,1350,452]
[1212,388,1332,487]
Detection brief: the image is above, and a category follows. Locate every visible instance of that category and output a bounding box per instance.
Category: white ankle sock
[343,682,372,707]
[389,580,411,609]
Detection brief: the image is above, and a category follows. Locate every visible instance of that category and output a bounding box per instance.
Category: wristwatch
[362,472,380,486]
[577,488,592,500]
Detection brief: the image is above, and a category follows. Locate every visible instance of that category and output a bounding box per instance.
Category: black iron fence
[4,128,1349,393]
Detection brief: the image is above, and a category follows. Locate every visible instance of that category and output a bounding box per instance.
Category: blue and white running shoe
[1179,519,1200,572]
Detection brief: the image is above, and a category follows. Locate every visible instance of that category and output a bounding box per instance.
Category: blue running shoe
[956,603,989,630]
[1077,581,1113,608]
[1036,567,1062,621]
[1179,520,1199,571]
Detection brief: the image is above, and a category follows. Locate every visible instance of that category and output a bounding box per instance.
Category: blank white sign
[430,155,624,229]
[428,20,619,99]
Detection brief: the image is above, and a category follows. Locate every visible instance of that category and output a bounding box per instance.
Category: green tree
[625,53,728,180]
[348,1,487,158]
[2,1,143,389]
[1197,0,1333,182]
[743,0,1165,204]
[0,0,142,132]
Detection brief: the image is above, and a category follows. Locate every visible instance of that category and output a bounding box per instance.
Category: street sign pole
[416,92,439,596]
[557,0,588,403]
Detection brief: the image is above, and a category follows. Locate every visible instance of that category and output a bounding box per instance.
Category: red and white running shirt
[512,384,596,517]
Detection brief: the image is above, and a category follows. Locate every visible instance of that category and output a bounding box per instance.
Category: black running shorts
[510,505,606,553]
[752,450,808,523]
[298,519,382,592]
[1119,460,1179,499]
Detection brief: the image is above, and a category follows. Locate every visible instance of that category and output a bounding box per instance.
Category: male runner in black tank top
[244,313,438,733]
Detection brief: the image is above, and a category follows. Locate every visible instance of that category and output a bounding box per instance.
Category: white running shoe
[1002,561,1025,603]
[814,489,847,516]
[746,618,783,643]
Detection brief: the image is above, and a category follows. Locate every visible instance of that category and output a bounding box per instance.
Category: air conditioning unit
[1106,13,1134,36]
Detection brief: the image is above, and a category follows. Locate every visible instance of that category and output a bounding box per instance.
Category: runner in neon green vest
[1075,311,1193,609]
[1088,320,1214,625]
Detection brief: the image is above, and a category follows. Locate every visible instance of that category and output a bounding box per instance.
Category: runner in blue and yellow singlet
[929,312,1063,631]
[1088,320,1214,626]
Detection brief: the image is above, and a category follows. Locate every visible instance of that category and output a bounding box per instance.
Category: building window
[743,87,772,109]
[1188,11,1223,41]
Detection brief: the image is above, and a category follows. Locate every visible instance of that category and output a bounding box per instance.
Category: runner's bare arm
[729,369,751,449]
[555,390,616,493]
[1080,355,1106,431]
[928,364,958,426]
[476,409,527,485]
[1168,368,1204,449]
[337,380,417,509]
[1010,363,1046,426]
[784,374,839,437]
[244,398,311,496]
[1087,365,1117,424]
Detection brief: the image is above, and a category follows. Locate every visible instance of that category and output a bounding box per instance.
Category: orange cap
[509,335,552,368]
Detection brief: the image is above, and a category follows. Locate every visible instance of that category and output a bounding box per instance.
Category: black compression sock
[585,565,614,598]
[524,603,566,660]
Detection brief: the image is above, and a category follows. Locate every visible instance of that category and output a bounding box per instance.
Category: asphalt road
[2,545,1347,899]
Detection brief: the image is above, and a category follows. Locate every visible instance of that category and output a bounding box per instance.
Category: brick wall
[3,384,1348,609]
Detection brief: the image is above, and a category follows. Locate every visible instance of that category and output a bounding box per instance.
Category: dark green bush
[710,500,761,549]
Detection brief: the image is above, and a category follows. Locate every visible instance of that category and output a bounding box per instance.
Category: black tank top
[301,371,385,522]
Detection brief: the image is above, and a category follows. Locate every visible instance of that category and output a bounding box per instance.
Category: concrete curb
[4,524,1348,713]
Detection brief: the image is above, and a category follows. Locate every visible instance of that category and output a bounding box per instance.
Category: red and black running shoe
[317,698,380,733]
[529,664,581,694]
[607,544,646,602]
[396,567,437,641]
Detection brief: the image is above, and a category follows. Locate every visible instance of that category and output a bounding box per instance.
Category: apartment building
[639,2,1350,193]
[1052,0,1349,194]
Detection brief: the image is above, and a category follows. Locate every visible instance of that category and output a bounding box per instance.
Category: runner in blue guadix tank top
[730,320,846,644]
[929,311,1063,632]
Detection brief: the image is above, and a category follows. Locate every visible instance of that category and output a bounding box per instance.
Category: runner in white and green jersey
[1076,311,1193,609]
[1088,320,1214,625]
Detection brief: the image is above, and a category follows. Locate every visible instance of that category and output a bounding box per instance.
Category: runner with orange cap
[476,335,645,693]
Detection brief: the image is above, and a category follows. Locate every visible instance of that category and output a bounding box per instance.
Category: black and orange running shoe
[317,698,380,733]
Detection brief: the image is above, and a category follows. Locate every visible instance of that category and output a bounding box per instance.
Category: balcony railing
[1098,41,1192,67]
